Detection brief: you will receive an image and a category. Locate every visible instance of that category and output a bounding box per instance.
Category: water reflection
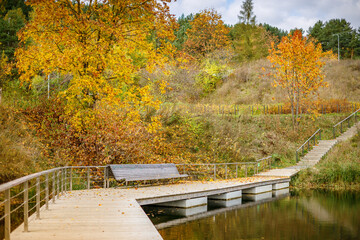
[151,190,360,240]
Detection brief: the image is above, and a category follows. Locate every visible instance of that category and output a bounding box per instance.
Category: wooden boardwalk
[10,176,287,240]
[257,121,359,178]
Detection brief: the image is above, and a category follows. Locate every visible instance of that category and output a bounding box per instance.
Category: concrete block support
[208,198,242,208]
[156,197,207,208]
[243,192,272,201]
[272,182,289,190]
[208,190,242,200]
[242,185,272,194]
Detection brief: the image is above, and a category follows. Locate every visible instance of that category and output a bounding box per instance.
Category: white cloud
[168,0,360,31]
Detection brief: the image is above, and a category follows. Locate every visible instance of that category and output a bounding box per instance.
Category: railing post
[24,181,29,232]
[36,177,40,219]
[45,174,49,210]
[340,122,343,133]
[5,188,10,240]
[225,164,228,179]
[61,169,64,194]
[313,135,316,146]
[296,151,299,162]
[104,167,107,189]
[333,127,336,139]
[52,171,56,203]
[70,168,73,191]
[87,167,90,189]
[64,168,67,192]
[57,170,60,199]
[213,164,216,180]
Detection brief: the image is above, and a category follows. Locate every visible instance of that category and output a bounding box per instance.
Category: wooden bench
[108,164,188,185]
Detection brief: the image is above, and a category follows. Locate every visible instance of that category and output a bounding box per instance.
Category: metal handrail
[176,156,272,180]
[296,128,322,162]
[332,109,359,138]
[0,166,108,240]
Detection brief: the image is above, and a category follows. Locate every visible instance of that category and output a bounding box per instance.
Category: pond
[144,190,360,240]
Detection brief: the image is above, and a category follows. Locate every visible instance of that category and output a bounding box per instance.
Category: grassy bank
[292,129,360,190]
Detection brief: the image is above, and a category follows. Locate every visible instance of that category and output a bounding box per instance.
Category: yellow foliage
[15,0,176,131]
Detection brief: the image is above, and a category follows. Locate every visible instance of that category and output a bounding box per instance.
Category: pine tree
[238,0,256,25]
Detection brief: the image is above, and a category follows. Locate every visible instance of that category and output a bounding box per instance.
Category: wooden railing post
[24,181,29,232]
[5,188,10,240]
[36,177,40,219]
[45,174,49,210]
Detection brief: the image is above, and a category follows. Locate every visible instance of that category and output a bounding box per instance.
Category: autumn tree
[267,30,334,126]
[16,0,176,132]
[184,9,229,57]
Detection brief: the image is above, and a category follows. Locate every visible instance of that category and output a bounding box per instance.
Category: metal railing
[333,109,359,138]
[176,156,272,181]
[0,166,108,240]
[296,129,322,162]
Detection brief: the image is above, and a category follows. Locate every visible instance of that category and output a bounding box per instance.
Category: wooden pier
[10,176,288,240]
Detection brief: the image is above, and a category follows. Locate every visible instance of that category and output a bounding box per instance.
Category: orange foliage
[184,9,230,57]
[267,30,335,125]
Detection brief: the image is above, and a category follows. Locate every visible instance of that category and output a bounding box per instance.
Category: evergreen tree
[261,23,288,42]
[308,19,358,59]
[238,0,256,25]
[173,14,193,50]
[0,8,25,60]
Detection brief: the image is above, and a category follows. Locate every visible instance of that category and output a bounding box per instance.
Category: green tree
[238,0,256,25]
[261,23,288,42]
[0,0,31,18]
[0,8,25,59]
[308,19,357,59]
[173,14,193,50]
[230,23,272,62]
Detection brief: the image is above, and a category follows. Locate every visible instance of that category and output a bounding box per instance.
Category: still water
[144,190,360,240]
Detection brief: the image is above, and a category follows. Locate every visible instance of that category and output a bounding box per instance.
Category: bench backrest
[109,164,181,181]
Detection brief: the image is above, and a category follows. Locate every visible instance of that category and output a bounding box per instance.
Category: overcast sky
[168,0,360,32]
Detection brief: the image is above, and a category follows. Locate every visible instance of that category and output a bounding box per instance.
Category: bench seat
[109,164,188,183]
